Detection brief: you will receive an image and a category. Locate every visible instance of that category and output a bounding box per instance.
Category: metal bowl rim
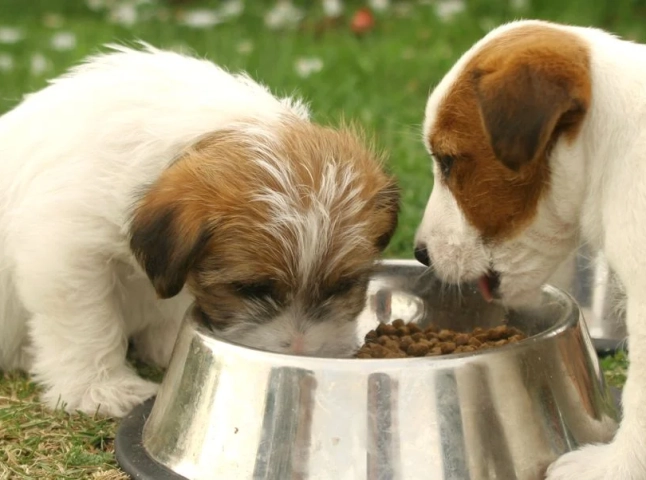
[188,258,581,367]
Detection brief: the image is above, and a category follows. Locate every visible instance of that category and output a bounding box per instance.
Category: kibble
[411,332,425,342]
[407,343,430,356]
[355,321,528,359]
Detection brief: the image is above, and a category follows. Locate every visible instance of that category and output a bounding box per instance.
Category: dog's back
[0,44,308,372]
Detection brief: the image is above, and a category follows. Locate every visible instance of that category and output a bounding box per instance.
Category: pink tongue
[478,275,494,303]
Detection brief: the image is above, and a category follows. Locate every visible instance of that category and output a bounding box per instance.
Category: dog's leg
[547,250,577,292]
[26,304,159,418]
[0,280,32,372]
[546,239,646,478]
[30,312,159,418]
[546,294,646,479]
[13,244,158,418]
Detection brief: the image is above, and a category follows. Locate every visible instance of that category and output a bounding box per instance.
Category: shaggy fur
[0,43,399,418]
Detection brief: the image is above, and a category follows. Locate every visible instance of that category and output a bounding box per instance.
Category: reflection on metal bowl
[116,259,619,480]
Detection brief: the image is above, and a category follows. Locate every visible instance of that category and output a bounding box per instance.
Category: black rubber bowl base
[114,397,187,480]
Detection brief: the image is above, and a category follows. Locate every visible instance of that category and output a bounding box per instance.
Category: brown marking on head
[129,117,399,335]
[429,23,591,240]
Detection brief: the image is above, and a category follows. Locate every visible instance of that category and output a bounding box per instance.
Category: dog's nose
[414,244,431,266]
[290,335,305,355]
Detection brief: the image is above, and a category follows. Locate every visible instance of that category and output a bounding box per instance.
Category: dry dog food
[354,319,528,359]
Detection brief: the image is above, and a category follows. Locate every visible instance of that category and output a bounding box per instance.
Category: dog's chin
[234,336,358,358]
[426,264,544,310]
[312,340,359,358]
[496,279,543,309]
[214,316,361,358]
[427,258,490,287]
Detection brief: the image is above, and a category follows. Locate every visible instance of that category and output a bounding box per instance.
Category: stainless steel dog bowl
[116,259,619,480]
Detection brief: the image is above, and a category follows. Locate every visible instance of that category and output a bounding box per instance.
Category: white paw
[546,443,645,480]
[42,370,159,418]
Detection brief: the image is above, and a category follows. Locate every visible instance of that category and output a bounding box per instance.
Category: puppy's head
[130,117,399,357]
[415,20,591,306]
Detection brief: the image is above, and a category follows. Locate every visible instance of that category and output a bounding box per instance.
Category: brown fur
[129,118,399,331]
[429,24,591,240]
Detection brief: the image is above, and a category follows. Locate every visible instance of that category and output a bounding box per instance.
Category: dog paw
[546,443,645,480]
[42,371,159,418]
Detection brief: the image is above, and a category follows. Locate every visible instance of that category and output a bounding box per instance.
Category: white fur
[0,42,314,418]
[254,158,369,278]
[225,310,359,357]
[416,19,646,479]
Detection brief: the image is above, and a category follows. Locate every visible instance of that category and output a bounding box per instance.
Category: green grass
[0,371,126,479]
[601,349,629,389]
[0,0,636,477]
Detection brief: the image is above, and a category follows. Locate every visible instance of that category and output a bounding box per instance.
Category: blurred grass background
[0,0,636,477]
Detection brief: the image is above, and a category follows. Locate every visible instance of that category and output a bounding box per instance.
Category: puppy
[414,19,646,480]
[0,43,399,418]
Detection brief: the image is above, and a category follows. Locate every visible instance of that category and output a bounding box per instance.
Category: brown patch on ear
[130,118,400,305]
[429,23,591,239]
[473,69,583,171]
[372,178,400,251]
[130,203,213,299]
[329,120,401,253]
[470,30,590,171]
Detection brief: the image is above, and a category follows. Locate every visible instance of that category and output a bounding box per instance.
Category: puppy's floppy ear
[373,177,401,251]
[130,202,213,299]
[472,61,589,171]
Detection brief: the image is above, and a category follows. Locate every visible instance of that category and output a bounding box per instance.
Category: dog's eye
[323,278,360,299]
[435,154,455,178]
[232,280,277,299]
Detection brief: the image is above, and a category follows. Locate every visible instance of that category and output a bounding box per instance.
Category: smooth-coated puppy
[0,44,399,418]
[414,19,646,480]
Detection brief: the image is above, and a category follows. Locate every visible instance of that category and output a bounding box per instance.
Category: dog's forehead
[423,41,482,151]
[423,20,591,240]
[202,234,375,295]
[428,21,589,155]
[423,21,531,149]
[153,117,398,294]
[425,20,577,152]
[200,195,384,287]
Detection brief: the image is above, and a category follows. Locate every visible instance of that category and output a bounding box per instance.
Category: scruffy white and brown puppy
[414,19,646,480]
[0,44,399,418]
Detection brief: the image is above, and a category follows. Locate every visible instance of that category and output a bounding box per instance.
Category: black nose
[414,244,431,266]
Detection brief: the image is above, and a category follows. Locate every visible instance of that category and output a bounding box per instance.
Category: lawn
[0,0,637,478]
